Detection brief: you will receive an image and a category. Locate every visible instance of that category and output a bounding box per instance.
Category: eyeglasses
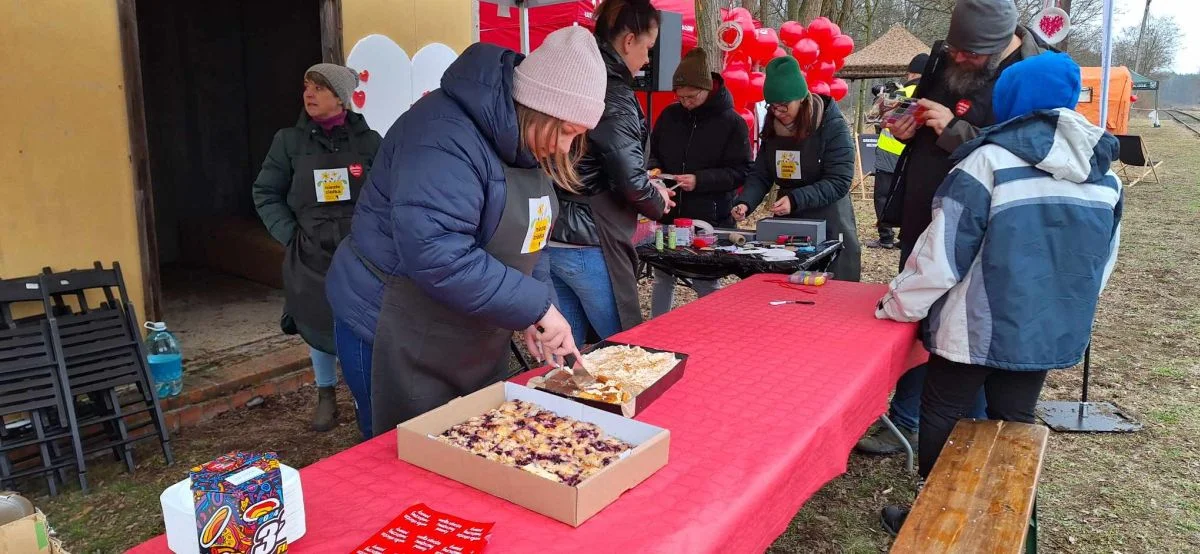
[945,44,986,59]
[768,102,792,113]
[676,91,703,103]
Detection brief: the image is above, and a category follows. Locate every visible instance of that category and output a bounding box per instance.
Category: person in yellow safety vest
[867,53,928,249]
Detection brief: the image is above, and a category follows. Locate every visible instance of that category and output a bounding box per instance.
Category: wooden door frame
[117,0,344,321]
[116,0,162,322]
[320,0,345,64]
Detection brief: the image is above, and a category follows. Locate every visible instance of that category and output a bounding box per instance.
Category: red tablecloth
[129,275,919,554]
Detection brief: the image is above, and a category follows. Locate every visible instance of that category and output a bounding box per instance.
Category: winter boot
[311,386,339,432]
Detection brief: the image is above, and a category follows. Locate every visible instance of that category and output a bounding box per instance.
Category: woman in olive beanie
[732,56,862,281]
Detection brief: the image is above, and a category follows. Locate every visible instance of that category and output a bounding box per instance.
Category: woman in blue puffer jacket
[324,27,608,438]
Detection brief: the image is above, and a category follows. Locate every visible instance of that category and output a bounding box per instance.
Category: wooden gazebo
[839,25,931,81]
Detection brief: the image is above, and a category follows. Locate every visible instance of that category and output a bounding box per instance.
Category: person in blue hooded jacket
[874,52,1122,533]
[324,27,608,438]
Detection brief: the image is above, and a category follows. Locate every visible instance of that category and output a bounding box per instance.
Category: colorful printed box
[190,451,288,554]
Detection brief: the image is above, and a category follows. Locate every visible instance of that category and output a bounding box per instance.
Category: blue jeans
[309,348,338,388]
[334,319,373,438]
[890,242,987,431]
[546,247,623,346]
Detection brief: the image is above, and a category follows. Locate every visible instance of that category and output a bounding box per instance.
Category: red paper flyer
[352,504,493,554]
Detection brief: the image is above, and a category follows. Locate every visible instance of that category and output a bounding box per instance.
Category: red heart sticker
[955,99,972,117]
[349,163,363,178]
[359,69,370,83]
[1039,15,1065,38]
[352,90,366,109]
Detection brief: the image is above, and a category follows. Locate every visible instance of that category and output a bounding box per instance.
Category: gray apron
[760,134,862,282]
[369,166,557,435]
[282,131,370,354]
[588,191,646,331]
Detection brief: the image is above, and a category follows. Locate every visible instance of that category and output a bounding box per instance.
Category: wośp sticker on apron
[776,150,801,180]
[521,196,553,254]
[313,168,351,203]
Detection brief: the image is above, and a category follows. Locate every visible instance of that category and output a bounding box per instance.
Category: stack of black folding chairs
[0,262,173,495]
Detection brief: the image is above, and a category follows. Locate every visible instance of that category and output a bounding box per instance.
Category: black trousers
[918,354,1049,478]
[873,171,896,243]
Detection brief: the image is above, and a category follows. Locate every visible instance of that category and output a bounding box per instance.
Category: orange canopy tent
[1077,66,1132,135]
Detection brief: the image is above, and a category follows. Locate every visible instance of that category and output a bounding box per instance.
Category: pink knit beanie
[513,26,607,129]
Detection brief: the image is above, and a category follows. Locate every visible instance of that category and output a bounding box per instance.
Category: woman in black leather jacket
[546,0,674,345]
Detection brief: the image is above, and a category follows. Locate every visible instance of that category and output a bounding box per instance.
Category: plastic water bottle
[144,322,183,398]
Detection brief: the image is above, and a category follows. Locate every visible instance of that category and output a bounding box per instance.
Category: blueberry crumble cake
[435,400,632,486]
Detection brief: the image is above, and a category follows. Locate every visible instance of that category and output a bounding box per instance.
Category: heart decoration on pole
[1032,1,1071,45]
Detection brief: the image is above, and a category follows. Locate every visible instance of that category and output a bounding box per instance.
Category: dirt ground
[29,117,1200,553]
[160,266,287,362]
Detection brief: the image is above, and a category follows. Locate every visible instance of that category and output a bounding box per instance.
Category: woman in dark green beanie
[732,56,861,281]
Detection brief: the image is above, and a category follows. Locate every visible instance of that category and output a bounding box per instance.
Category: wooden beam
[116,0,163,322]
[320,0,345,65]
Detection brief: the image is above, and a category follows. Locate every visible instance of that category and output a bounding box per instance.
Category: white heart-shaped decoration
[1032,7,1071,45]
[347,35,460,135]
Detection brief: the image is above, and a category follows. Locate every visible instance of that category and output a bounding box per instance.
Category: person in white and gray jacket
[874,52,1122,534]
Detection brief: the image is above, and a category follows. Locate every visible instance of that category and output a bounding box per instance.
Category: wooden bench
[891,420,1050,554]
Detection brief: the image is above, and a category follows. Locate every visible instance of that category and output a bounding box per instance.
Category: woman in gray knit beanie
[251,62,381,434]
[323,27,610,437]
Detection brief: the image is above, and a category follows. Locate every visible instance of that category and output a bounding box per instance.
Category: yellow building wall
[0,1,146,321]
[343,0,475,54]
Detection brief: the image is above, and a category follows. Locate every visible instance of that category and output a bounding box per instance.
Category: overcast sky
[1111,0,1197,73]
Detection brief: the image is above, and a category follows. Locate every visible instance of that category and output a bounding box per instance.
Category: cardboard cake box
[530,340,688,418]
[396,382,669,527]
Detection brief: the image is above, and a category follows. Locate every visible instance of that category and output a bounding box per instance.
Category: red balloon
[829,21,842,39]
[825,34,855,59]
[810,80,832,97]
[748,71,766,103]
[738,107,757,142]
[1131,94,1139,102]
[829,78,849,101]
[811,60,837,81]
[725,55,751,73]
[729,7,754,25]
[780,21,806,45]
[751,28,780,63]
[723,68,751,97]
[834,57,846,71]
[806,17,837,46]
[773,46,788,59]
[825,34,854,59]
[791,38,820,67]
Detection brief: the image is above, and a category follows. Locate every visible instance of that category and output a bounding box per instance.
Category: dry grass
[27,118,1200,553]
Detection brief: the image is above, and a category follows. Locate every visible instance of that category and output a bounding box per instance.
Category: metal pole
[519,4,531,54]
[1081,343,1091,403]
[1133,0,1153,74]
[1099,0,1114,130]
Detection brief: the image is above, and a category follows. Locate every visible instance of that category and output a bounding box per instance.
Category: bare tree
[789,0,821,23]
[742,0,760,17]
[695,0,724,73]
[835,0,854,27]
[1115,15,1182,76]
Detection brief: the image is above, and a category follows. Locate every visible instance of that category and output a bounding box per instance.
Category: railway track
[1164,109,1200,138]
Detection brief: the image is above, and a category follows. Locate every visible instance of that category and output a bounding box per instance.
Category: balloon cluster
[718,9,854,110]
